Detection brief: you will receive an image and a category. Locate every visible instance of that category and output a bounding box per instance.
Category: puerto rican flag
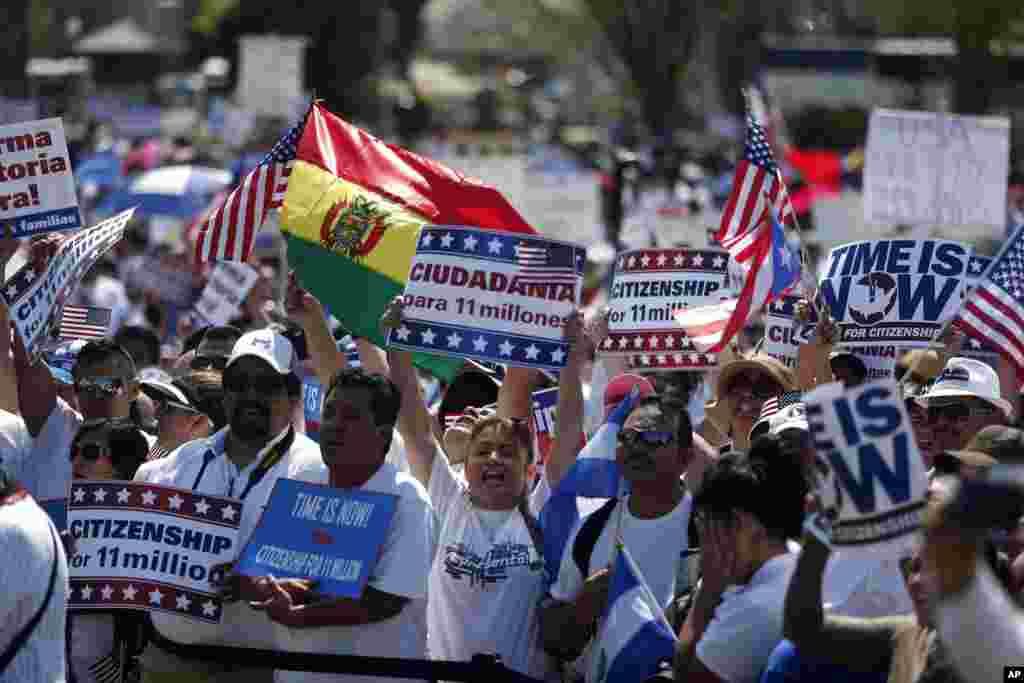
[709,206,801,353]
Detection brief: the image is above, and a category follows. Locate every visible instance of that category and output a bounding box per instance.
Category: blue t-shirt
[760,640,887,683]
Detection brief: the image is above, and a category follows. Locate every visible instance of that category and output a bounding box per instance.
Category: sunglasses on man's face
[191,355,228,371]
[223,372,286,396]
[70,442,111,462]
[618,429,675,448]
[75,377,127,398]
[927,401,995,425]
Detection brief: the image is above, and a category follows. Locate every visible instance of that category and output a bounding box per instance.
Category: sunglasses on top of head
[75,377,127,398]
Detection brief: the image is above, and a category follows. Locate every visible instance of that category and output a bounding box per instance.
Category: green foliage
[193,0,240,36]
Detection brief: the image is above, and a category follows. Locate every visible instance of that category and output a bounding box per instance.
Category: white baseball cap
[750,402,809,441]
[226,329,297,375]
[916,357,1013,419]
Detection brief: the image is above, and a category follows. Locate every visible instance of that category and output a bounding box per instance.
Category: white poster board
[864,109,1009,228]
[0,117,81,236]
[235,35,308,120]
[193,262,260,326]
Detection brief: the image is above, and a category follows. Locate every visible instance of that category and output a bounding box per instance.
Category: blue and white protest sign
[819,240,970,347]
[67,482,242,623]
[302,376,324,443]
[236,479,398,598]
[604,248,729,366]
[0,117,81,236]
[839,345,898,382]
[2,208,134,359]
[763,295,817,370]
[804,380,928,547]
[389,226,584,371]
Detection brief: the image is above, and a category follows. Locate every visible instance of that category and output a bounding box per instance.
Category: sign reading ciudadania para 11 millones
[236,479,397,598]
[819,239,970,347]
[603,248,729,370]
[67,482,242,624]
[388,226,584,371]
[0,117,81,237]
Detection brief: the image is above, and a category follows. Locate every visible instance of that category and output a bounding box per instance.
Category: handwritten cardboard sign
[2,209,133,359]
[388,226,584,371]
[68,482,242,623]
[819,239,969,347]
[236,479,397,598]
[0,117,81,236]
[865,109,1010,228]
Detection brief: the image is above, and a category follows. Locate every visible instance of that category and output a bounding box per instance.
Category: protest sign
[68,482,242,623]
[0,117,81,236]
[388,226,584,371]
[627,348,717,372]
[236,479,397,598]
[763,295,817,370]
[819,239,969,347]
[302,376,324,443]
[193,262,259,326]
[837,345,898,382]
[804,380,928,547]
[236,35,308,120]
[602,248,729,358]
[2,208,134,359]
[864,109,1010,228]
[531,387,558,465]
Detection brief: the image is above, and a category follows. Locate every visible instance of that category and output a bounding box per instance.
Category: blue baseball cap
[43,339,89,385]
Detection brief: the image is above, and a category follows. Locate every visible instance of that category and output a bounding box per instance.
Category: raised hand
[379,295,406,333]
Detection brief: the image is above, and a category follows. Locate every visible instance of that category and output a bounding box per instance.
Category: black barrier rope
[147,628,544,682]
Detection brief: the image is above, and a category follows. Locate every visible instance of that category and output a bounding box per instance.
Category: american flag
[513,242,578,283]
[956,222,1024,373]
[716,106,795,254]
[757,391,804,424]
[673,299,738,351]
[59,306,111,342]
[193,117,305,264]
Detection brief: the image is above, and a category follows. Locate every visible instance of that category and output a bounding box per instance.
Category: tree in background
[864,0,1024,114]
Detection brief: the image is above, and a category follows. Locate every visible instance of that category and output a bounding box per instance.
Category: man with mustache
[134,329,324,683]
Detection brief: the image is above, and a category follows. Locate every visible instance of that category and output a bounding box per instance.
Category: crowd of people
[1,210,1024,683]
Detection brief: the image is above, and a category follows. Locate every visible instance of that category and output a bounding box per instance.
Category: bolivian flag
[280,102,537,381]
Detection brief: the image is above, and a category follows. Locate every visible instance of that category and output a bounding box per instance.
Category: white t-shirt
[696,553,797,683]
[16,399,81,501]
[273,461,437,683]
[822,550,913,618]
[134,426,326,653]
[426,455,554,681]
[0,492,68,683]
[0,410,32,477]
[549,494,692,683]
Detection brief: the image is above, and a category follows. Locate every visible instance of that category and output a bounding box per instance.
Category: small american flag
[194,115,305,264]
[513,242,577,283]
[956,222,1024,374]
[757,391,804,424]
[716,103,795,254]
[59,306,111,342]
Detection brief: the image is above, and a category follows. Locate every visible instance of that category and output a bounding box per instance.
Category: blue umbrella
[96,164,233,219]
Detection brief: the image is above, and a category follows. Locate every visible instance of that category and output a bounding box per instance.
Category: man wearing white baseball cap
[916,357,1013,456]
[134,328,325,683]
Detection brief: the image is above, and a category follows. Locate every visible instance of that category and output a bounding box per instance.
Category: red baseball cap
[604,374,656,418]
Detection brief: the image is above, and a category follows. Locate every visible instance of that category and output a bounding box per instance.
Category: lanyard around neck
[191,427,295,501]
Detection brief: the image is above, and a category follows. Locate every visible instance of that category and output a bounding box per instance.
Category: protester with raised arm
[381,295,556,682]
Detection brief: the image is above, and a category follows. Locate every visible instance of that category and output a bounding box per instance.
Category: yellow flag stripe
[280,160,430,284]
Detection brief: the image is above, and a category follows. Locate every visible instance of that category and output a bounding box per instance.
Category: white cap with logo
[917,356,1013,419]
[226,329,297,375]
